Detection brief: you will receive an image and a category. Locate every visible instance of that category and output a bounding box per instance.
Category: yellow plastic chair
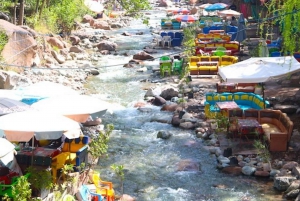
[92,173,115,201]
[51,152,74,183]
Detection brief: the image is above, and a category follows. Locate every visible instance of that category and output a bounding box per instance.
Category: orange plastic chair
[92,173,115,201]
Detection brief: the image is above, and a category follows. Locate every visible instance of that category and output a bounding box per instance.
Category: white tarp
[218,56,300,83]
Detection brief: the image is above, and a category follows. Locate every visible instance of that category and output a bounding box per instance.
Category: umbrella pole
[31,139,34,165]
[262,83,265,109]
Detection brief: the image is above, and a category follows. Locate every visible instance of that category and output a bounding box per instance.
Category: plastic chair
[172,58,183,75]
[51,152,74,183]
[160,32,167,37]
[92,173,115,201]
[267,37,282,49]
[167,32,175,39]
[203,27,210,34]
[271,51,281,57]
[78,185,103,201]
[161,36,172,48]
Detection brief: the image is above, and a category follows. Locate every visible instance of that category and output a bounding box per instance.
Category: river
[85,8,282,201]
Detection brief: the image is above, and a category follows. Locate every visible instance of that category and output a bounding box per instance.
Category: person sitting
[230,16,238,26]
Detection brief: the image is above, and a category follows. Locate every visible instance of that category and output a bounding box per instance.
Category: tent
[218,56,300,83]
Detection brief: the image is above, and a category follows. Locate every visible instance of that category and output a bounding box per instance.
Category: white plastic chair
[199,49,210,56]
[162,36,172,48]
[152,34,163,47]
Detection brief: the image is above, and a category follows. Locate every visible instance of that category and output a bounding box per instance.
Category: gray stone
[273,176,297,191]
[286,180,300,193]
[69,46,85,53]
[179,122,195,129]
[292,166,300,178]
[286,189,300,199]
[157,130,172,139]
[242,166,256,176]
[160,88,179,100]
[273,104,298,114]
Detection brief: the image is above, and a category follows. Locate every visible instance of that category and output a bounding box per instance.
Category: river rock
[69,46,85,53]
[254,171,270,177]
[82,14,94,24]
[47,36,65,49]
[157,130,172,139]
[292,166,300,177]
[133,51,154,60]
[123,63,134,68]
[222,166,242,176]
[121,32,131,36]
[273,104,298,114]
[282,161,298,170]
[176,159,200,172]
[286,180,300,193]
[179,122,195,129]
[242,166,256,176]
[161,104,178,112]
[151,95,166,106]
[136,67,147,72]
[51,50,65,64]
[270,169,280,177]
[286,189,300,199]
[274,176,297,191]
[171,115,180,127]
[119,194,136,201]
[70,35,80,45]
[93,21,111,30]
[96,41,117,51]
[160,88,179,100]
[90,69,100,75]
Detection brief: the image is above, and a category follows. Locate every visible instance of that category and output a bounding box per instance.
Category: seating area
[204,92,270,118]
[216,83,257,93]
[160,31,184,47]
[199,16,222,28]
[159,55,184,77]
[51,136,89,182]
[161,19,181,30]
[195,41,240,56]
[202,25,238,41]
[196,33,231,42]
[225,109,293,152]
[188,55,238,75]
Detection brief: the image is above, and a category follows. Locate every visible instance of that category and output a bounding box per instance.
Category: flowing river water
[85,9,282,201]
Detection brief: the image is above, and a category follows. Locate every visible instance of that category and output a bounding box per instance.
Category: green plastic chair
[160,62,172,77]
[172,58,183,75]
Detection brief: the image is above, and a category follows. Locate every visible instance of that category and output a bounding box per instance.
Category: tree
[263,0,300,55]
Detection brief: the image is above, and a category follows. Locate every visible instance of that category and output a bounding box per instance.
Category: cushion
[262,123,282,140]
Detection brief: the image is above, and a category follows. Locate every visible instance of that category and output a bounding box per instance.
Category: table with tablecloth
[16,147,60,166]
[237,119,264,139]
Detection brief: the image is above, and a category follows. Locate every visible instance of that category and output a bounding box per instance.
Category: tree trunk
[39,0,46,19]
[18,0,25,25]
[35,0,40,14]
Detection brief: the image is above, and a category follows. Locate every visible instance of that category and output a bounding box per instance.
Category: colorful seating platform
[188,55,238,75]
[204,92,270,119]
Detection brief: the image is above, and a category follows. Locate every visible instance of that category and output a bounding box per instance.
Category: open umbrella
[0,111,81,142]
[199,3,212,9]
[234,13,247,43]
[172,8,190,15]
[0,138,15,165]
[175,15,197,23]
[31,95,109,123]
[0,97,32,116]
[217,9,241,17]
[205,3,228,12]
[84,0,104,13]
[15,81,78,105]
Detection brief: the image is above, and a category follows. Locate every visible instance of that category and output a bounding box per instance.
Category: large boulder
[96,41,117,51]
[82,14,94,25]
[46,36,65,49]
[93,20,111,30]
[274,176,297,191]
[132,51,154,61]
[0,19,38,67]
[151,96,166,106]
[160,88,179,100]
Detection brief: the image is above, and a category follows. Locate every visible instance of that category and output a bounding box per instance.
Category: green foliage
[0,29,8,54]
[182,23,198,57]
[108,0,151,17]
[111,164,125,194]
[26,166,53,190]
[264,0,300,55]
[2,175,32,201]
[88,124,114,166]
[253,139,271,163]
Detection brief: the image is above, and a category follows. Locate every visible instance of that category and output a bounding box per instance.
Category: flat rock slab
[273,104,298,114]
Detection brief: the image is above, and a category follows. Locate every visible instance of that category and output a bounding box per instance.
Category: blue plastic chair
[271,51,281,57]
[203,27,210,34]
[167,32,175,39]
[267,37,282,49]
[160,32,167,37]
[79,185,103,201]
[174,32,184,40]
